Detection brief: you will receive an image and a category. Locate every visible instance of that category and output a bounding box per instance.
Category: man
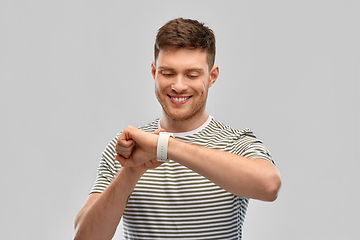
[74,18,281,240]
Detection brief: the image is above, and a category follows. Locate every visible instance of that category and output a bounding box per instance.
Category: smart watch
[157,132,173,162]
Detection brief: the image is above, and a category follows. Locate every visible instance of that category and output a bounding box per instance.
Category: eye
[187,74,198,79]
[186,71,200,79]
[160,70,175,78]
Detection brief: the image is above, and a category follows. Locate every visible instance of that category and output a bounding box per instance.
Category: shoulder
[180,118,252,149]
[208,119,273,163]
[138,118,160,133]
[202,118,256,140]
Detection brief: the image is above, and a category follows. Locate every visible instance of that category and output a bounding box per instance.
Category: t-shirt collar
[158,115,213,137]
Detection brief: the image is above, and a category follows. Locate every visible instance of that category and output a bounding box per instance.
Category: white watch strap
[157,132,173,162]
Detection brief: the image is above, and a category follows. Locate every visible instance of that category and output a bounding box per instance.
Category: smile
[168,95,192,104]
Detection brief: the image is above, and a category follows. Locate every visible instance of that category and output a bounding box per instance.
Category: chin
[164,107,205,122]
[165,112,191,122]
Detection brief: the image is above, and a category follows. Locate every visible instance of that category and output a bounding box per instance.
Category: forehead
[156,48,209,71]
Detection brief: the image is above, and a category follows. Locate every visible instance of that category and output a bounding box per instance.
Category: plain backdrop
[0,1,359,239]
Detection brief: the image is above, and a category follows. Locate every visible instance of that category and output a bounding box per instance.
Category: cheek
[200,80,210,93]
[154,79,161,89]
[155,79,167,94]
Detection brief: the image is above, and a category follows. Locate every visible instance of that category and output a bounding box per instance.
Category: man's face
[152,48,218,122]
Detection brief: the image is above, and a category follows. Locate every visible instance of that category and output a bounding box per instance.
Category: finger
[116,154,136,168]
[143,159,162,169]
[117,151,132,159]
[115,154,126,167]
[115,147,133,159]
[148,161,163,169]
[147,158,162,168]
[116,143,135,152]
[144,160,153,168]
[117,138,135,148]
[153,129,165,135]
[116,139,136,158]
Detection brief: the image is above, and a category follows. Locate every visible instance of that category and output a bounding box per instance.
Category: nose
[171,75,188,93]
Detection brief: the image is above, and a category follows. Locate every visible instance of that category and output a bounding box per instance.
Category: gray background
[0,0,359,239]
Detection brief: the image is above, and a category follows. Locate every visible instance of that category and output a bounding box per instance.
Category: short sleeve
[90,135,122,194]
[229,129,274,164]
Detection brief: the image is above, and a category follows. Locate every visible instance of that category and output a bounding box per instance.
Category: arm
[74,129,164,240]
[74,165,143,240]
[115,126,281,202]
[167,137,281,201]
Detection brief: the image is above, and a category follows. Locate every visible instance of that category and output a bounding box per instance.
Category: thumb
[115,154,136,168]
[153,129,165,135]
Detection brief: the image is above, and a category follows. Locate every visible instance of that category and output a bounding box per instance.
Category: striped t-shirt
[91,116,273,239]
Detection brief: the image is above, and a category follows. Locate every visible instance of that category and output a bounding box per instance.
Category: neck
[160,111,209,133]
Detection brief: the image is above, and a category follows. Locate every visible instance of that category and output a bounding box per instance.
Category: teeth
[172,97,188,102]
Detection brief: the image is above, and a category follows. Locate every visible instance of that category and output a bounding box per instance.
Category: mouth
[168,95,192,104]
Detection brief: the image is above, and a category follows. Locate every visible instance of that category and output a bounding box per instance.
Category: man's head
[154,18,216,70]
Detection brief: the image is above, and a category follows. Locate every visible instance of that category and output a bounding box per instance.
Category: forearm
[74,167,144,240]
[167,137,281,201]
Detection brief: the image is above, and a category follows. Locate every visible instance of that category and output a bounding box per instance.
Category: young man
[74,18,281,240]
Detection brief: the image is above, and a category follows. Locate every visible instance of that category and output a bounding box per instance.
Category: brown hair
[154,18,216,69]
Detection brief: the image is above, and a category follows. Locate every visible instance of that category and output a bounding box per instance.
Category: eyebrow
[186,68,205,73]
[157,66,205,73]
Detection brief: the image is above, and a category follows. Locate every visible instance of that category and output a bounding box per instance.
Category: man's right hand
[115,126,165,170]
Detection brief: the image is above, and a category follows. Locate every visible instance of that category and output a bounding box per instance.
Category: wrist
[167,137,192,165]
[166,136,176,161]
[157,132,173,162]
[122,165,146,179]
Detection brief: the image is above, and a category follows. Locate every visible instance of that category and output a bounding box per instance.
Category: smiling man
[74,18,281,240]
[153,48,218,132]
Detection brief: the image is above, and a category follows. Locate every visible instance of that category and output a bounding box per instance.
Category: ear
[151,61,156,79]
[208,65,219,88]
